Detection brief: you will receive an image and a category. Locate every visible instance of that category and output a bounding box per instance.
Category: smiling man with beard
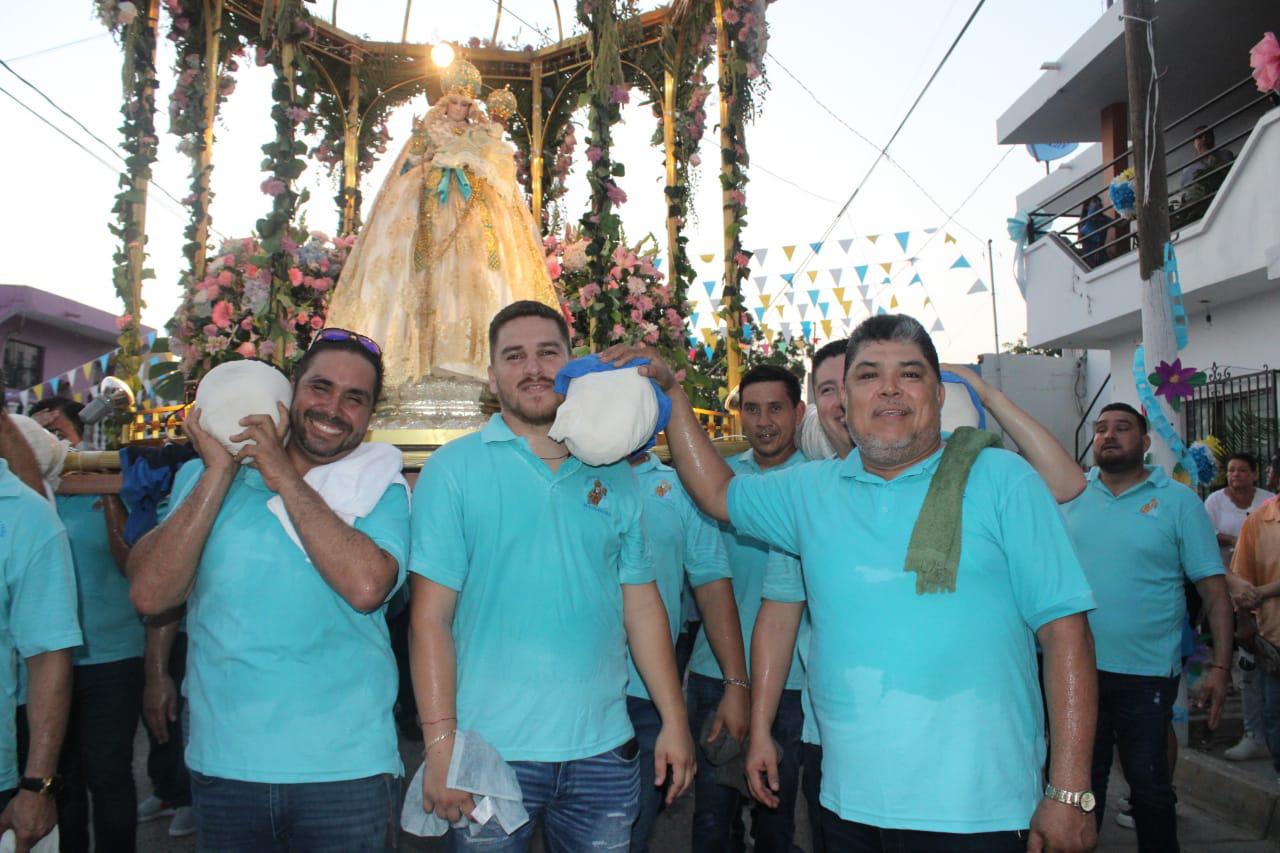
[601,313,1100,853]
[407,300,693,851]
[128,331,410,851]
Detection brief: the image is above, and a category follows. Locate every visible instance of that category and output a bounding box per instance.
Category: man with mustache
[128,332,410,850]
[602,313,1099,852]
[408,300,694,851]
[1062,403,1232,851]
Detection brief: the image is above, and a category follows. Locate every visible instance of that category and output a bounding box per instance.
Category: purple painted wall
[0,285,155,385]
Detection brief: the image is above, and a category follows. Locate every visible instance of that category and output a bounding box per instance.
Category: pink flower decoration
[288,267,304,286]
[240,317,253,331]
[1251,32,1280,93]
[210,300,233,330]
[586,146,603,164]
[203,324,219,337]
[217,269,234,286]
[545,258,563,280]
[611,323,626,340]
[258,340,276,359]
[115,313,132,330]
[606,183,628,204]
[236,341,257,358]
[609,85,630,105]
[310,316,325,330]
[723,8,740,24]
[261,178,287,197]
[312,277,333,292]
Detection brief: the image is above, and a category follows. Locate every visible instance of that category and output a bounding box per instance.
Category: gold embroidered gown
[326,109,558,385]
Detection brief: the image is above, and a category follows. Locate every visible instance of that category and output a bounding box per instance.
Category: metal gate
[1183,366,1280,471]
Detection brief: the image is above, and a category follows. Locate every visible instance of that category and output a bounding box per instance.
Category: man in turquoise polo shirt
[683,363,807,853]
[128,332,409,850]
[0,411,82,852]
[29,399,143,852]
[602,313,1100,852]
[1063,402,1232,851]
[409,300,694,852]
[626,449,746,852]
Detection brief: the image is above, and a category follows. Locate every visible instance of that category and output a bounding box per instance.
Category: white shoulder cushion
[193,360,293,458]
[548,366,658,466]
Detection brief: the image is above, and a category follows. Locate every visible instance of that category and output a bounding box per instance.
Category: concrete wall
[977,350,1110,463]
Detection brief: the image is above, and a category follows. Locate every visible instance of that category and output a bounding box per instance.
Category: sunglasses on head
[310,327,382,358]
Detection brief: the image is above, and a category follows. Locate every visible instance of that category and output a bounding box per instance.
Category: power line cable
[754,163,838,204]
[786,0,987,281]
[484,0,556,45]
[3,33,109,64]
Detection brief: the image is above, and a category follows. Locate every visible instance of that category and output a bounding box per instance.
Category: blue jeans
[802,742,825,853]
[190,770,400,852]
[820,809,1027,852]
[686,672,803,853]
[1090,671,1180,853]
[628,696,665,852]
[1260,667,1280,773]
[447,741,641,852]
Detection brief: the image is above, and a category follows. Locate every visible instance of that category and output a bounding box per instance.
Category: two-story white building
[997,0,1279,466]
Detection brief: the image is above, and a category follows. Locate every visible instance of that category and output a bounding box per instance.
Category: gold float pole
[714,0,740,425]
[663,66,678,279]
[190,0,223,284]
[530,58,545,225]
[340,53,362,235]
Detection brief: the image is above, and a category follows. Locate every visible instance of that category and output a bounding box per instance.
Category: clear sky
[0,0,1106,363]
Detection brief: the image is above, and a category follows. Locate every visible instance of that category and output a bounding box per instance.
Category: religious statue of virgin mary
[325,59,558,387]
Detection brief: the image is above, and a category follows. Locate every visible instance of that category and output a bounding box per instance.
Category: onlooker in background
[138,612,195,838]
[1079,195,1113,268]
[1175,126,1235,225]
[1205,453,1274,762]
[1231,497,1280,786]
[1266,455,1280,494]
[30,398,143,853]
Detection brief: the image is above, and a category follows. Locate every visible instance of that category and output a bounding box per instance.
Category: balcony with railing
[1021,91,1279,350]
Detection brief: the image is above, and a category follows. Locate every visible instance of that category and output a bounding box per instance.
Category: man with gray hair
[602,313,1100,852]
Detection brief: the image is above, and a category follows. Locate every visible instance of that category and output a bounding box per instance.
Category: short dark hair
[1194,125,1215,148]
[292,339,384,406]
[843,314,940,380]
[811,338,848,380]
[1227,452,1259,472]
[28,398,85,439]
[488,300,571,359]
[1098,401,1147,434]
[738,364,802,408]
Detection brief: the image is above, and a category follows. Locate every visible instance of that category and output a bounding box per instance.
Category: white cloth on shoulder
[8,414,70,501]
[265,441,408,552]
[548,366,659,466]
[401,730,528,838]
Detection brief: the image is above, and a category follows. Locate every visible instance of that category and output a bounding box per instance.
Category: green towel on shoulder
[904,426,1002,595]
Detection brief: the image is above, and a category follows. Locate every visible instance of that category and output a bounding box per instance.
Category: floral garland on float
[94,0,160,393]
[168,230,353,376]
[684,319,811,411]
[311,100,393,231]
[716,0,772,342]
[544,229,689,360]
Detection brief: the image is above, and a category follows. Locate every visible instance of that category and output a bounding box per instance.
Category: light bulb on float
[431,42,455,68]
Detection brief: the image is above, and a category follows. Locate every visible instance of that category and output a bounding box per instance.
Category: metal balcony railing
[1026,78,1277,270]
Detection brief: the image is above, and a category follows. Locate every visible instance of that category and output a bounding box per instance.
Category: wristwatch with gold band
[1043,782,1096,813]
[18,776,61,797]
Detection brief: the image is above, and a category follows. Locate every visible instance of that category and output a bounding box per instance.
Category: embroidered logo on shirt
[655,480,672,497]
[588,480,608,506]
[1139,498,1160,517]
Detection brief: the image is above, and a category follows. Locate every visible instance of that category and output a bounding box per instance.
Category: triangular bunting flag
[923,297,931,307]
[967,280,988,294]
[782,245,796,261]
[754,307,766,322]
[801,321,813,340]
[761,294,772,309]
[854,265,868,282]
[821,319,832,338]
[857,284,868,297]
[798,305,809,319]
[829,268,842,285]
[838,238,854,253]
[931,319,944,332]
[701,328,716,345]
[781,322,793,337]
[691,312,700,326]
[864,299,874,312]
[881,277,892,285]
[910,273,922,285]
[876,306,887,315]
[832,287,845,303]
[880,262,893,275]
[776,305,786,318]
[654,258,662,269]
[704,280,716,296]
[807,290,820,304]
[810,242,824,255]
[944,233,957,245]
[806,270,819,283]
[754,276,768,290]
[867,234,879,244]
[701,253,715,263]
[951,255,971,269]
[781,273,795,284]
[890,296,899,309]
[924,227,938,234]
[841,301,853,316]
[819,302,830,318]
[783,291,795,304]
[895,231,911,252]
[81,363,93,380]
[756,248,769,265]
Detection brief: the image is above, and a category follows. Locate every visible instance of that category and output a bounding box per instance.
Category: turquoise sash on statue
[435,167,473,205]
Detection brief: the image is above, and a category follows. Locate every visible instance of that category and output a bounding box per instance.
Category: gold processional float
[55,0,764,488]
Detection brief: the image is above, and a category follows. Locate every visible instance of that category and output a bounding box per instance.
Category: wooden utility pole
[1123,0,1178,470]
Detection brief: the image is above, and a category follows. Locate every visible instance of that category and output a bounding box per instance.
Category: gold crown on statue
[486,86,518,122]
[442,59,483,100]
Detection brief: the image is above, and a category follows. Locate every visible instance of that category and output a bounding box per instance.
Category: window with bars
[2,339,43,391]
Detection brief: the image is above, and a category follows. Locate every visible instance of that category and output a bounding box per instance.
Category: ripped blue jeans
[447,740,640,852]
